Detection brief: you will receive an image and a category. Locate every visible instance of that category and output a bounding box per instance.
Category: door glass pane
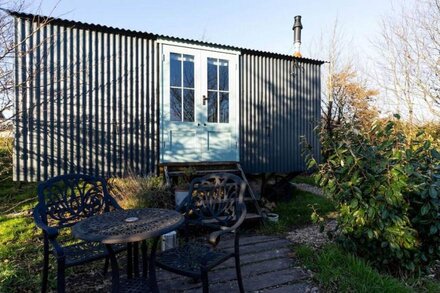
[170,53,181,87]
[170,52,194,122]
[207,91,218,123]
[170,87,182,121]
[219,92,229,123]
[183,89,194,122]
[219,59,229,91]
[207,58,217,90]
[183,54,194,88]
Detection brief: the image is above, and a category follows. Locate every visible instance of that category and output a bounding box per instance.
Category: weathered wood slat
[183,268,309,293]
[218,238,288,254]
[217,235,283,249]
[261,282,312,293]
[157,255,295,290]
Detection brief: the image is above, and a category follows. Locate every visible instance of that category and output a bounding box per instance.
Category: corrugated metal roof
[6,10,326,65]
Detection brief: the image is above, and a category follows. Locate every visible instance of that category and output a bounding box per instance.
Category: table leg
[133,242,140,277]
[141,240,148,278]
[148,237,160,293]
[105,244,120,293]
[127,242,133,279]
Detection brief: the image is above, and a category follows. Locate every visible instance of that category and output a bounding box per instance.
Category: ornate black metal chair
[155,173,247,293]
[33,174,125,293]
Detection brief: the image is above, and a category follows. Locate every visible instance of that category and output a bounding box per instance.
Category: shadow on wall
[239,55,321,174]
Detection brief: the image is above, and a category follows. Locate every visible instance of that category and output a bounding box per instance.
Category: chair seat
[156,243,232,277]
[56,241,126,266]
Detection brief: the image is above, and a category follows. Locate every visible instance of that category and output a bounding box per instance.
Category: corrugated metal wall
[239,54,321,173]
[13,14,321,181]
[14,16,160,181]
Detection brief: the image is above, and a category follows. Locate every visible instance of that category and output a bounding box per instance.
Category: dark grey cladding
[12,12,321,181]
[239,54,321,173]
[13,16,160,181]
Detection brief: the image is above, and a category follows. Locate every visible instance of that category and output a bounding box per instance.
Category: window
[170,53,194,122]
[207,58,229,123]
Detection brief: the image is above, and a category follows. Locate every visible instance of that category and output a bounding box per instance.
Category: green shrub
[306,117,440,273]
[108,172,173,209]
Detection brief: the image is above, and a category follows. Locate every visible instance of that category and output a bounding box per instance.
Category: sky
[27,0,397,61]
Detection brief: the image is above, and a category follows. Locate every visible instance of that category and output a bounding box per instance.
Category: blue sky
[29,0,399,61]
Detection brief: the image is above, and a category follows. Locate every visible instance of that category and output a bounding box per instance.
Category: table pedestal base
[107,237,160,293]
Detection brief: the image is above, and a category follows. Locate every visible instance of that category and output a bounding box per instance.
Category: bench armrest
[208,203,247,246]
[33,205,59,239]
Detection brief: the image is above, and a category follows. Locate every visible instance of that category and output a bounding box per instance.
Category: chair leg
[56,258,66,293]
[103,257,109,276]
[235,254,244,293]
[234,233,244,293]
[201,269,209,293]
[41,244,49,293]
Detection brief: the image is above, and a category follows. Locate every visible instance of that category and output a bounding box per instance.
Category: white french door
[160,44,239,163]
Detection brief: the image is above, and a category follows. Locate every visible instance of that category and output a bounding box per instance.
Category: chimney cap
[293,15,303,30]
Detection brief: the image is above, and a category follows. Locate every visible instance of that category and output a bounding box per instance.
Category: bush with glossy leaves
[305,116,440,273]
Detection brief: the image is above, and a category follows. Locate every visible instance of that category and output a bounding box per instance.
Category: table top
[72,208,184,244]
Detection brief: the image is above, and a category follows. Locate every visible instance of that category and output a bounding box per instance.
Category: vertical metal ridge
[239,54,321,173]
[14,17,161,181]
[62,25,68,175]
[14,16,320,180]
[55,24,61,176]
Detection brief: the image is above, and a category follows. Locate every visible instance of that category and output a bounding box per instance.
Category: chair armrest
[208,203,247,246]
[33,205,59,239]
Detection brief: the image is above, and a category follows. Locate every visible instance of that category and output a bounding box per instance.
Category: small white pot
[161,230,177,251]
[266,213,279,223]
[174,190,189,206]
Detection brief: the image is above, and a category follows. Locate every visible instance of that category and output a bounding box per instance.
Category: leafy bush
[108,172,173,209]
[306,117,440,273]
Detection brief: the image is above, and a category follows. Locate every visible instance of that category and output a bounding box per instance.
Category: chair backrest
[37,174,120,229]
[179,173,246,228]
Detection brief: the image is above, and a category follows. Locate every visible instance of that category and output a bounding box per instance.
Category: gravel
[291,183,324,196]
[287,220,337,249]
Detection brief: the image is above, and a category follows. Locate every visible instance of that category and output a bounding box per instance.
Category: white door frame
[158,41,240,163]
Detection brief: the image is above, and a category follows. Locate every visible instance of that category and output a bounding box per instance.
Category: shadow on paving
[64,235,314,293]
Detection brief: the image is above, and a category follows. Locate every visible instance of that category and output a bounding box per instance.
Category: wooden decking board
[261,282,312,293]
[217,235,286,250]
[212,247,290,272]
[184,267,309,293]
[155,235,313,292]
[158,256,296,291]
[156,238,290,282]
[217,239,289,258]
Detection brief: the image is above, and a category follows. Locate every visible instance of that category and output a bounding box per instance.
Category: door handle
[202,95,208,106]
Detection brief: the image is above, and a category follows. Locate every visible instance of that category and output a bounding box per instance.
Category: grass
[0,138,44,291]
[295,244,413,292]
[259,188,335,234]
[295,245,440,293]
[0,215,47,291]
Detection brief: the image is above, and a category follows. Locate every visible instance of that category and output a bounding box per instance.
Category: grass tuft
[259,188,335,234]
[295,244,411,292]
[295,244,440,293]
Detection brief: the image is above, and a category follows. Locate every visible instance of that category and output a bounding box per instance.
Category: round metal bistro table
[72,208,184,293]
